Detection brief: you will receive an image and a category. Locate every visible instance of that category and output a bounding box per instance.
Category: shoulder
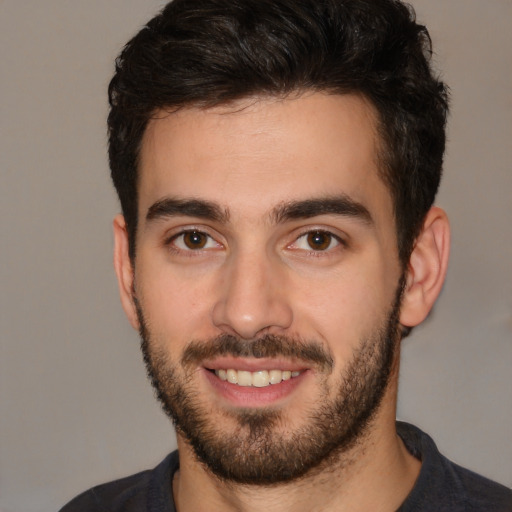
[397,422,512,512]
[59,451,179,512]
[446,463,512,511]
[59,471,152,512]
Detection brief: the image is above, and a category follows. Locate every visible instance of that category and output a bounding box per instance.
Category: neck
[172,383,420,512]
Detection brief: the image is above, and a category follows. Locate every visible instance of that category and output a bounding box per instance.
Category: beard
[136,280,404,486]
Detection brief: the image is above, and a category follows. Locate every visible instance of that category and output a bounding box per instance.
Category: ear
[113,214,140,330]
[400,207,450,328]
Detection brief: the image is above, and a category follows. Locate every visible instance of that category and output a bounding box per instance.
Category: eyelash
[289,229,346,256]
[164,229,223,256]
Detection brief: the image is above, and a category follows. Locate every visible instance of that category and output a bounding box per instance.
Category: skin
[114,92,450,511]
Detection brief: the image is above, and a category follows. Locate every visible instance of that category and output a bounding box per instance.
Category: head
[109,0,450,485]
[108,0,449,267]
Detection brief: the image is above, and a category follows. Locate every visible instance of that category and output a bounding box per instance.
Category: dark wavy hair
[108,0,449,264]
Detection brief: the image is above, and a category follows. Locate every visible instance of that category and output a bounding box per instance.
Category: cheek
[291,267,395,359]
[135,262,217,343]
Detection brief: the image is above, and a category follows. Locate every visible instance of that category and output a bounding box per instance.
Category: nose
[211,251,293,339]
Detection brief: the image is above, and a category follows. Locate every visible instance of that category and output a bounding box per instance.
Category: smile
[214,369,302,387]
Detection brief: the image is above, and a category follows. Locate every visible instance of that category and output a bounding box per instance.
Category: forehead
[138,92,392,226]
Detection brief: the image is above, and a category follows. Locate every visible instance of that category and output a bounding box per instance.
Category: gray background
[1,1,511,511]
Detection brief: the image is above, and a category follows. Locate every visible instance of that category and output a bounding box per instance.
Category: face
[123,93,405,483]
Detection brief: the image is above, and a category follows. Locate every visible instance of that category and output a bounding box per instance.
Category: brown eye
[182,231,208,249]
[169,230,221,254]
[291,230,341,253]
[306,231,333,251]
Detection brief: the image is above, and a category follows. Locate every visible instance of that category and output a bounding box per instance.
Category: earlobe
[113,214,140,330]
[400,207,450,328]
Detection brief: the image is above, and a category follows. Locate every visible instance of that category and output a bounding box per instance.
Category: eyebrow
[270,196,373,225]
[146,198,229,223]
[145,195,373,226]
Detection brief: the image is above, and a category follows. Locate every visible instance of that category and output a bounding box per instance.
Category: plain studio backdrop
[1,1,511,511]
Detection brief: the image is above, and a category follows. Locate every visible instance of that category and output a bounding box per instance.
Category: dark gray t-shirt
[60,422,512,511]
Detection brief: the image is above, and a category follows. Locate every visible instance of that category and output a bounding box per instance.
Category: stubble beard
[136,280,404,485]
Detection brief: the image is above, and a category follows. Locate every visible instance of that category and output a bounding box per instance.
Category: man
[61,0,512,510]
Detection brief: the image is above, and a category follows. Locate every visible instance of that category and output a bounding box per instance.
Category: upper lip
[202,357,308,373]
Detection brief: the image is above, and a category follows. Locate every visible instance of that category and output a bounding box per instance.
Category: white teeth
[227,369,238,384]
[214,368,301,387]
[269,370,282,385]
[238,370,252,386]
[252,371,269,387]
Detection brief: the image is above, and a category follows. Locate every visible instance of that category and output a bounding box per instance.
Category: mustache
[181,334,334,372]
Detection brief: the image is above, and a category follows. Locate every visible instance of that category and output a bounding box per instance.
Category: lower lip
[202,368,308,408]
